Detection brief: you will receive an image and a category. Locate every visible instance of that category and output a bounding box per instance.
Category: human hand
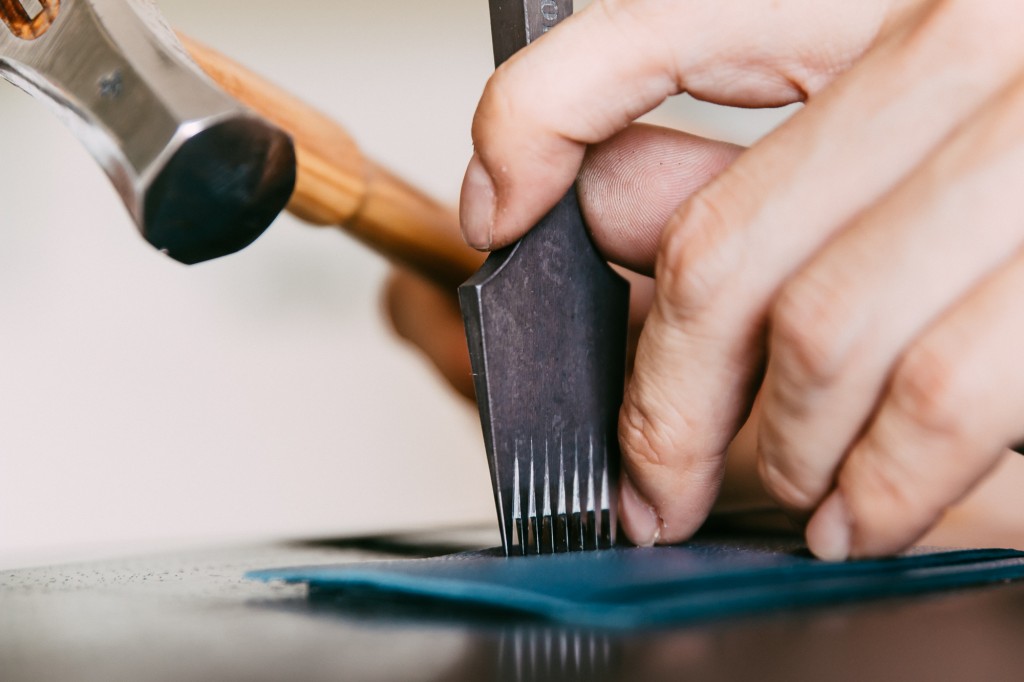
[460,0,1024,560]
[388,123,779,511]
[388,122,741,399]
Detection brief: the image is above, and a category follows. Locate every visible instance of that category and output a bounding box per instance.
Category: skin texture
[397,0,1024,560]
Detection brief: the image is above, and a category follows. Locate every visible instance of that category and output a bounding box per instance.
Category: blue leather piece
[247,538,1024,628]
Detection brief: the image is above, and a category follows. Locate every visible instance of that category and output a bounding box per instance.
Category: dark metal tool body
[460,0,630,556]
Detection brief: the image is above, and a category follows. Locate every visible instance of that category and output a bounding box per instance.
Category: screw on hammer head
[0,0,296,264]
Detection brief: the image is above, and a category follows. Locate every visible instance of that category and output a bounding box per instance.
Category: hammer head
[0,0,296,264]
[144,116,295,264]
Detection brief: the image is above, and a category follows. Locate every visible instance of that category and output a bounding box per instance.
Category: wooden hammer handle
[180,36,483,288]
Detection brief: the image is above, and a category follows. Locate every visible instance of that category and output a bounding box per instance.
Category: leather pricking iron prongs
[459,0,630,556]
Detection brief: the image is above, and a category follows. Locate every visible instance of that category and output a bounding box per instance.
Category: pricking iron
[459,0,630,556]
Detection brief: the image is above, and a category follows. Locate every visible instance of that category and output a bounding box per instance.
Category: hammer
[0,0,481,284]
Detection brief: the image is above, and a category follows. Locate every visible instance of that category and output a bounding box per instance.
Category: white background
[0,0,792,568]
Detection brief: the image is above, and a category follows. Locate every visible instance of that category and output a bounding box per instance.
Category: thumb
[461,0,886,250]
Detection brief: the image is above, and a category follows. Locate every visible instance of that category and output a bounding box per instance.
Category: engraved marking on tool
[98,69,123,98]
[539,0,559,32]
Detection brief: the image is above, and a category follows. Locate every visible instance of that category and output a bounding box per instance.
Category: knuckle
[889,338,972,440]
[618,396,676,474]
[758,453,821,511]
[656,190,738,320]
[757,410,833,511]
[619,378,732,496]
[770,272,854,389]
[840,437,931,546]
[472,69,520,148]
[618,371,704,479]
[757,388,844,512]
[757,409,827,509]
[853,437,919,510]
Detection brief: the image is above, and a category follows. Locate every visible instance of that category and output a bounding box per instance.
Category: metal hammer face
[0,0,296,264]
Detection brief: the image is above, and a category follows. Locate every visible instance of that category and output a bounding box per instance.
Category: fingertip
[806,491,852,562]
[618,312,748,545]
[460,154,496,250]
[620,473,663,547]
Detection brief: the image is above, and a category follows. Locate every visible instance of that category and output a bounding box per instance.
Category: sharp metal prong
[527,440,539,555]
[599,446,612,549]
[584,433,597,550]
[513,445,526,555]
[493,445,511,556]
[497,427,615,555]
[555,433,569,552]
[592,432,602,550]
[542,439,554,553]
[570,431,583,551]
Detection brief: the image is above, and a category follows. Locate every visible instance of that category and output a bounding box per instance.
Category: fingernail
[620,474,661,547]
[806,491,852,562]
[460,154,495,250]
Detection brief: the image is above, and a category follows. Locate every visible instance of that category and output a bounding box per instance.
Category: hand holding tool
[459,0,630,556]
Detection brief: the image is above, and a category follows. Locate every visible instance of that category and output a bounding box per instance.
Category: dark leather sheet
[247,538,1024,628]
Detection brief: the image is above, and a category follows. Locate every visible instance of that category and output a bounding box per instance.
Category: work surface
[5,529,1024,682]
